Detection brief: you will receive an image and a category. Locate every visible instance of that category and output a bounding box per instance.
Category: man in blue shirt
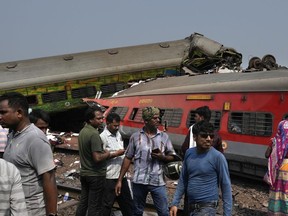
[170,121,232,216]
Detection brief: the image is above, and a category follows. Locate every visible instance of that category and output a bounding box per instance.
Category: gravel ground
[54,152,269,216]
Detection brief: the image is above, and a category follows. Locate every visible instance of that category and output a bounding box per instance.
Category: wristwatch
[48,213,58,216]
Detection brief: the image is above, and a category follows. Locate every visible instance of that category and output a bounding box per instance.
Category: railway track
[57,183,184,215]
[54,144,184,215]
[54,144,268,215]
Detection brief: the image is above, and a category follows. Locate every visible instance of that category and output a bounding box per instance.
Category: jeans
[190,207,217,216]
[102,178,133,216]
[76,175,105,216]
[132,183,169,216]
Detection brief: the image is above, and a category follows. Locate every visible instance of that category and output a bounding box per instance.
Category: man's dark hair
[29,109,51,125]
[192,120,214,136]
[106,112,121,124]
[0,92,29,116]
[84,106,102,123]
[195,106,211,121]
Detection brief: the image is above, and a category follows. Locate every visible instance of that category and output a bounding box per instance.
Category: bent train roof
[0,38,188,90]
[113,69,288,97]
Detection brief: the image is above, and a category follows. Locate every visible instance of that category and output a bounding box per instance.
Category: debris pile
[181,33,242,74]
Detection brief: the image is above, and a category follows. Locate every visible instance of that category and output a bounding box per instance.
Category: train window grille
[42,90,67,103]
[25,95,38,105]
[129,108,143,122]
[228,112,273,136]
[71,86,96,99]
[210,111,221,130]
[100,82,126,95]
[186,110,221,130]
[160,108,182,127]
[109,106,129,120]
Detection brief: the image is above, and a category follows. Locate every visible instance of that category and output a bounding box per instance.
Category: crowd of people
[0,91,286,216]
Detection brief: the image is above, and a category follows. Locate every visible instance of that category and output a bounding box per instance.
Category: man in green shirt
[76,106,110,216]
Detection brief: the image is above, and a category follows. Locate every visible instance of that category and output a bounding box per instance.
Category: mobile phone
[152,148,160,153]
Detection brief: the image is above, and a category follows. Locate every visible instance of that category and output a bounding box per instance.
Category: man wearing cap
[115,106,176,216]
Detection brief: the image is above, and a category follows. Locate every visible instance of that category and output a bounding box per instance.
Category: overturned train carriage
[0,32,242,132]
[84,69,288,178]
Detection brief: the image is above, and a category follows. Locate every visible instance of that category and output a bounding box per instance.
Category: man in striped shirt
[115,107,176,216]
[0,158,28,216]
[0,125,8,158]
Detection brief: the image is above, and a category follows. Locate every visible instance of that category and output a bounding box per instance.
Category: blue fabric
[190,206,217,216]
[171,147,232,216]
[132,183,169,216]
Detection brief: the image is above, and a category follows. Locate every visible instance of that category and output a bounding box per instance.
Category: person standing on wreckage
[115,106,177,216]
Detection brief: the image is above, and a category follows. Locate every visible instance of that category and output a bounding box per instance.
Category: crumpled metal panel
[182,33,242,73]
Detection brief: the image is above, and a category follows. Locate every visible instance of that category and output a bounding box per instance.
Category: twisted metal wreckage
[180,33,242,74]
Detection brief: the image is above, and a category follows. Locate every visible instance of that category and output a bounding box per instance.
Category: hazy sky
[1,1,287,68]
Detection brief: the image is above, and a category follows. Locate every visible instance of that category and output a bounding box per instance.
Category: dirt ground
[54,152,269,215]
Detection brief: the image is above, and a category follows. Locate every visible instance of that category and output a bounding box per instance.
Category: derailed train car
[83,69,288,178]
[0,32,242,132]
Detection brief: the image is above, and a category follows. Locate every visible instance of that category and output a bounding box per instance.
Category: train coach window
[42,90,67,103]
[71,86,96,98]
[283,114,288,120]
[129,108,144,122]
[25,95,38,105]
[160,108,182,127]
[109,106,129,120]
[228,112,273,136]
[100,82,126,95]
[186,110,221,130]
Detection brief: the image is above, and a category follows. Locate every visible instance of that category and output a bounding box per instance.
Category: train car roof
[0,38,188,90]
[112,69,288,97]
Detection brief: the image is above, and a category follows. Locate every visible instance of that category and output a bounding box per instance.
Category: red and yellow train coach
[84,69,288,178]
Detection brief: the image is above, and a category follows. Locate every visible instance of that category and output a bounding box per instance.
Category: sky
[1,1,287,68]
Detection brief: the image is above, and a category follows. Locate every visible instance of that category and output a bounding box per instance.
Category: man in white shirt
[181,106,212,155]
[100,113,133,216]
[0,158,28,216]
[0,125,8,158]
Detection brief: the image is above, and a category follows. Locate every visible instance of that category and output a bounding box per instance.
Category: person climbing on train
[265,118,288,215]
[181,105,223,156]
[100,113,133,216]
[170,120,232,216]
[115,106,176,216]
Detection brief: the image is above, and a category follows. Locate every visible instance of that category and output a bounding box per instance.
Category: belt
[189,201,218,211]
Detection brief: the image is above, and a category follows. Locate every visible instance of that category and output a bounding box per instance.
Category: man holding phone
[115,106,176,216]
[100,113,133,216]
